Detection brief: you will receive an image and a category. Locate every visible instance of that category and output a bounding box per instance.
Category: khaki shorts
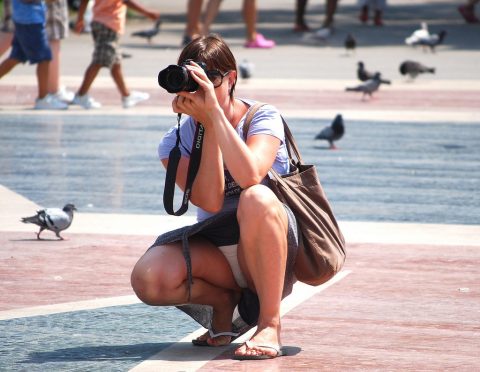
[91,21,120,68]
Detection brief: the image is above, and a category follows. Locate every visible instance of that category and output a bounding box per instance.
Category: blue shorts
[10,22,52,64]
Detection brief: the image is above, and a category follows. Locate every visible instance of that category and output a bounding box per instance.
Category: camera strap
[163,114,205,216]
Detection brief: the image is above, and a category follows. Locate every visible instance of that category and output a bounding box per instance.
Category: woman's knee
[130,246,186,305]
[237,184,283,223]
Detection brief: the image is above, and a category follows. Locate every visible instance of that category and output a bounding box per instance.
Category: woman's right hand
[172,62,221,126]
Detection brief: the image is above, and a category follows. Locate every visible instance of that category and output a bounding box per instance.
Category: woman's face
[210,69,236,107]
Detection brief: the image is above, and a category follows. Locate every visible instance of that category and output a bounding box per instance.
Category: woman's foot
[234,324,281,358]
[192,290,241,347]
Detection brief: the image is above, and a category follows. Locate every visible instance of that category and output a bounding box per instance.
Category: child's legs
[0,57,19,78]
[36,60,49,98]
[77,62,101,95]
[0,32,13,57]
[7,23,51,97]
[82,21,123,96]
[111,62,129,97]
[47,39,60,94]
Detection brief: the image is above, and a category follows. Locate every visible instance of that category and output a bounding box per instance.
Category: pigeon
[344,33,356,54]
[21,203,77,240]
[238,59,254,79]
[315,114,345,149]
[357,61,391,84]
[399,60,435,80]
[416,30,447,52]
[346,72,383,99]
[405,22,430,46]
[131,18,162,43]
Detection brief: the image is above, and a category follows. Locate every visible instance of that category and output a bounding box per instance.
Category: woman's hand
[171,62,221,126]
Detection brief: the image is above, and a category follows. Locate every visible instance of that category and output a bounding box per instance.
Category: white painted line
[129,270,351,372]
[0,295,141,321]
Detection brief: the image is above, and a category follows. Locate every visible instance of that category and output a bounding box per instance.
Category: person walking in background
[183,0,275,48]
[458,0,479,23]
[0,0,68,110]
[358,0,387,26]
[73,0,160,109]
[46,0,75,103]
[294,0,339,38]
[0,0,13,56]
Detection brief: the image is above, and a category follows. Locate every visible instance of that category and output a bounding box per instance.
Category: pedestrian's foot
[293,23,311,32]
[122,91,150,108]
[72,93,101,109]
[244,33,275,49]
[458,5,479,23]
[313,27,333,40]
[374,11,384,26]
[34,94,69,110]
[359,5,369,23]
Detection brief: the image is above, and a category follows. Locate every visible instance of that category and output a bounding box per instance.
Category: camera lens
[158,65,190,93]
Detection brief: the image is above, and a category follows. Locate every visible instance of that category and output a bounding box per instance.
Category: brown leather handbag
[243,103,346,286]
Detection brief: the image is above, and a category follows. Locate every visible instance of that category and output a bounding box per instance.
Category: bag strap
[163,114,205,216]
[242,102,303,164]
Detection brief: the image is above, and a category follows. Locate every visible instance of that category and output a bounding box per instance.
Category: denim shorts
[10,22,51,64]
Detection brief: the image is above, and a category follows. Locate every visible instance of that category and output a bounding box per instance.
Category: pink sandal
[244,33,276,49]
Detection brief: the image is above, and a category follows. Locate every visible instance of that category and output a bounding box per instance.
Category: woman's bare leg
[131,236,241,345]
[235,185,289,358]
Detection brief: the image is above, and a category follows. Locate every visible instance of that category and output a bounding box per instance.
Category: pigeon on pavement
[131,18,162,43]
[346,72,383,99]
[315,114,345,149]
[357,61,391,84]
[239,59,254,79]
[21,203,77,240]
[417,30,447,52]
[405,22,430,46]
[344,33,356,54]
[399,60,435,80]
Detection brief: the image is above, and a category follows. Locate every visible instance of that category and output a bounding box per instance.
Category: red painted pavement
[0,231,154,310]
[201,242,479,370]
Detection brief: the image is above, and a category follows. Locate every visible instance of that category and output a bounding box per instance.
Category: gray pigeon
[239,59,254,79]
[21,203,77,240]
[357,61,391,84]
[315,114,345,149]
[416,30,447,52]
[399,60,435,80]
[131,18,162,43]
[346,72,383,99]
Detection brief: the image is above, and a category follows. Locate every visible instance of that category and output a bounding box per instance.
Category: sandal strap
[208,329,240,338]
[245,340,282,355]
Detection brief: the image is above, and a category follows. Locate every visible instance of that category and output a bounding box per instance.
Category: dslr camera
[158,59,207,93]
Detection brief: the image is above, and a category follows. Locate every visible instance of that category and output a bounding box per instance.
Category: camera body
[158,59,207,93]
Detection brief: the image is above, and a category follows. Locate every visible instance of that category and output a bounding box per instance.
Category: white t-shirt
[158,99,289,221]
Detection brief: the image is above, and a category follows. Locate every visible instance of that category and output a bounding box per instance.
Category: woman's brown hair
[178,34,237,99]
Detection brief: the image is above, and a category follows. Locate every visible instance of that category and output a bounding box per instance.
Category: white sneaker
[55,86,75,103]
[34,94,69,110]
[122,90,150,108]
[72,93,102,109]
[313,27,332,40]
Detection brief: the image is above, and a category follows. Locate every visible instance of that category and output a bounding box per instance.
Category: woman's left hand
[172,62,220,125]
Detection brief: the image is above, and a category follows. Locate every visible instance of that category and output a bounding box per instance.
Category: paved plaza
[1,0,479,370]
